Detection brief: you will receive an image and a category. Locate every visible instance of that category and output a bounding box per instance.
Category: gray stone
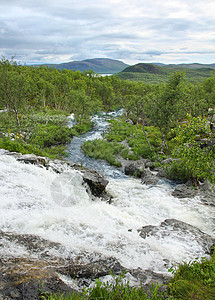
[17,154,48,167]
[172,184,197,198]
[81,169,109,197]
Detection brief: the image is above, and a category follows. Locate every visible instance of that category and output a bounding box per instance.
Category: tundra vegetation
[0,58,215,299]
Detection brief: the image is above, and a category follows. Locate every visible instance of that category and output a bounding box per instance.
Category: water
[67,110,126,178]
[0,112,214,282]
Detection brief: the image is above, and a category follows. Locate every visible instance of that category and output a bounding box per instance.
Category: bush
[165,160,193,183]
[28,124,73,148]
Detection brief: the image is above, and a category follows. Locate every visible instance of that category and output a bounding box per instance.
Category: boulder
[172,184,197,198]
[138,218,215,255]
[141,169,159,186]
[81,169,109,197]
[124,161,145,178]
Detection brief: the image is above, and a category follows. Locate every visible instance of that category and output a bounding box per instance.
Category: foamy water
[0,150,214,275]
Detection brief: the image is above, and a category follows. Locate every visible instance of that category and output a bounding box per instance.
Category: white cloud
[0,0,214,64]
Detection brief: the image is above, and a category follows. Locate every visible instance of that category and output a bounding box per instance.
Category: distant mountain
[42,58,129,74]
[118,62,215,84]
[167,63,215,69]
[121,63,165,74]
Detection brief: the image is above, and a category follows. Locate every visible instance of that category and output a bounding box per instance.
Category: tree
[173,115,215,184]
[0,58,31,130]
[147,72,185,152]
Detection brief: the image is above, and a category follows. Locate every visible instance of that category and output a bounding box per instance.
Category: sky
[0,0,215,65]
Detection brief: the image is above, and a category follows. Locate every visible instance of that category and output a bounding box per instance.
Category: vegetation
[168,251,215,299]
[0,58,215,299]
[39,251,215,299]
[117,62,215,84]
[40,271,165,299]
[0,57,215,180]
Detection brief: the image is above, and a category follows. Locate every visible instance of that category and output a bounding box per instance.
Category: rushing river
[0,111,214,287]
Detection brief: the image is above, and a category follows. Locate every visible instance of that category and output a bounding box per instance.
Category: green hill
[117,63,215,84]
[42,58,129,74]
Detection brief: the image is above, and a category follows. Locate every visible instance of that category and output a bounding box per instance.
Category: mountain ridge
[39,58,129,74]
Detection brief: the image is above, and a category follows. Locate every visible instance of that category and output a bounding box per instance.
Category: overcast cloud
[0,0,215,65]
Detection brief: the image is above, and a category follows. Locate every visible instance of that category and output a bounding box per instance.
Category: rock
[145,160,155,169]
[172,184,197,198]
[141,169,159,185]
[17,154,48,167]
[81,169,109,197]
[155,167,167,178]
[124,161,145,178]
[0,230,124,299]
[161,158,173,165]
[138,218,215,255]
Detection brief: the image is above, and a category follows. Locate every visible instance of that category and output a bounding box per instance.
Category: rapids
[0,111,214,288]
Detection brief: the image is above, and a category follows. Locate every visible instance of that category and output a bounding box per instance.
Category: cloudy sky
[0,0,215,65]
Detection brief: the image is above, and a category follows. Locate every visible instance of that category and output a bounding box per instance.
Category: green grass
[168,252,215,299]
[82,139,124,167]
[40,272,166,300]
[40,252,215,300]
[82,119,172,166]
[0,109,93,159]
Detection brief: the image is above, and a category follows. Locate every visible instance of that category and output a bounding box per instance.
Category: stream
[0,111,214,294]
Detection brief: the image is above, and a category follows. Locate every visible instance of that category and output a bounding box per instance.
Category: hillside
[117,62,215,84]
[121,63,165,74]
[42,58,129,74]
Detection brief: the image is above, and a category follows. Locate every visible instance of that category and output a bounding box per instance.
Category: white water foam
[0,151,214,274]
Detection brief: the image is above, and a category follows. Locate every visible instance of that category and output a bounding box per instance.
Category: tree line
[0,57,215,182]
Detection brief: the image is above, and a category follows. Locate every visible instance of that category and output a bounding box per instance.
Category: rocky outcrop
[138,218,215,255]
[0,230,124,299]
[172,184,197,198]
[124,161,145,178]
[81,169,109,197]
[17,154,47,167]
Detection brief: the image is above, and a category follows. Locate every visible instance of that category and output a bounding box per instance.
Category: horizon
[26,57,215,67]
[1,1,215,66]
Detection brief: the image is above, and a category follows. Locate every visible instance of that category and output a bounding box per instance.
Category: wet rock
[17,154,48,167]
[130,269,170,293]
[0,230,124,299]
[64,257,123,280]
[155,167,167,178]
[124,161,145,178]
[141,169,159,186]
[138,218,215,255]
[172,184,197,198]
[81,169,109,197]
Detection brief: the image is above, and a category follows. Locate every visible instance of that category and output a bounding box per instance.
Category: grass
[82,139,124,167]
[39,272,166,300]
[82,118,174,165]
[0,109,93,159]
[39,252,215,299]
[168,252,215,299]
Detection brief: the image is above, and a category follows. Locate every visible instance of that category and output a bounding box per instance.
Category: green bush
[29,124,73,148]
[165,160,193,183]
